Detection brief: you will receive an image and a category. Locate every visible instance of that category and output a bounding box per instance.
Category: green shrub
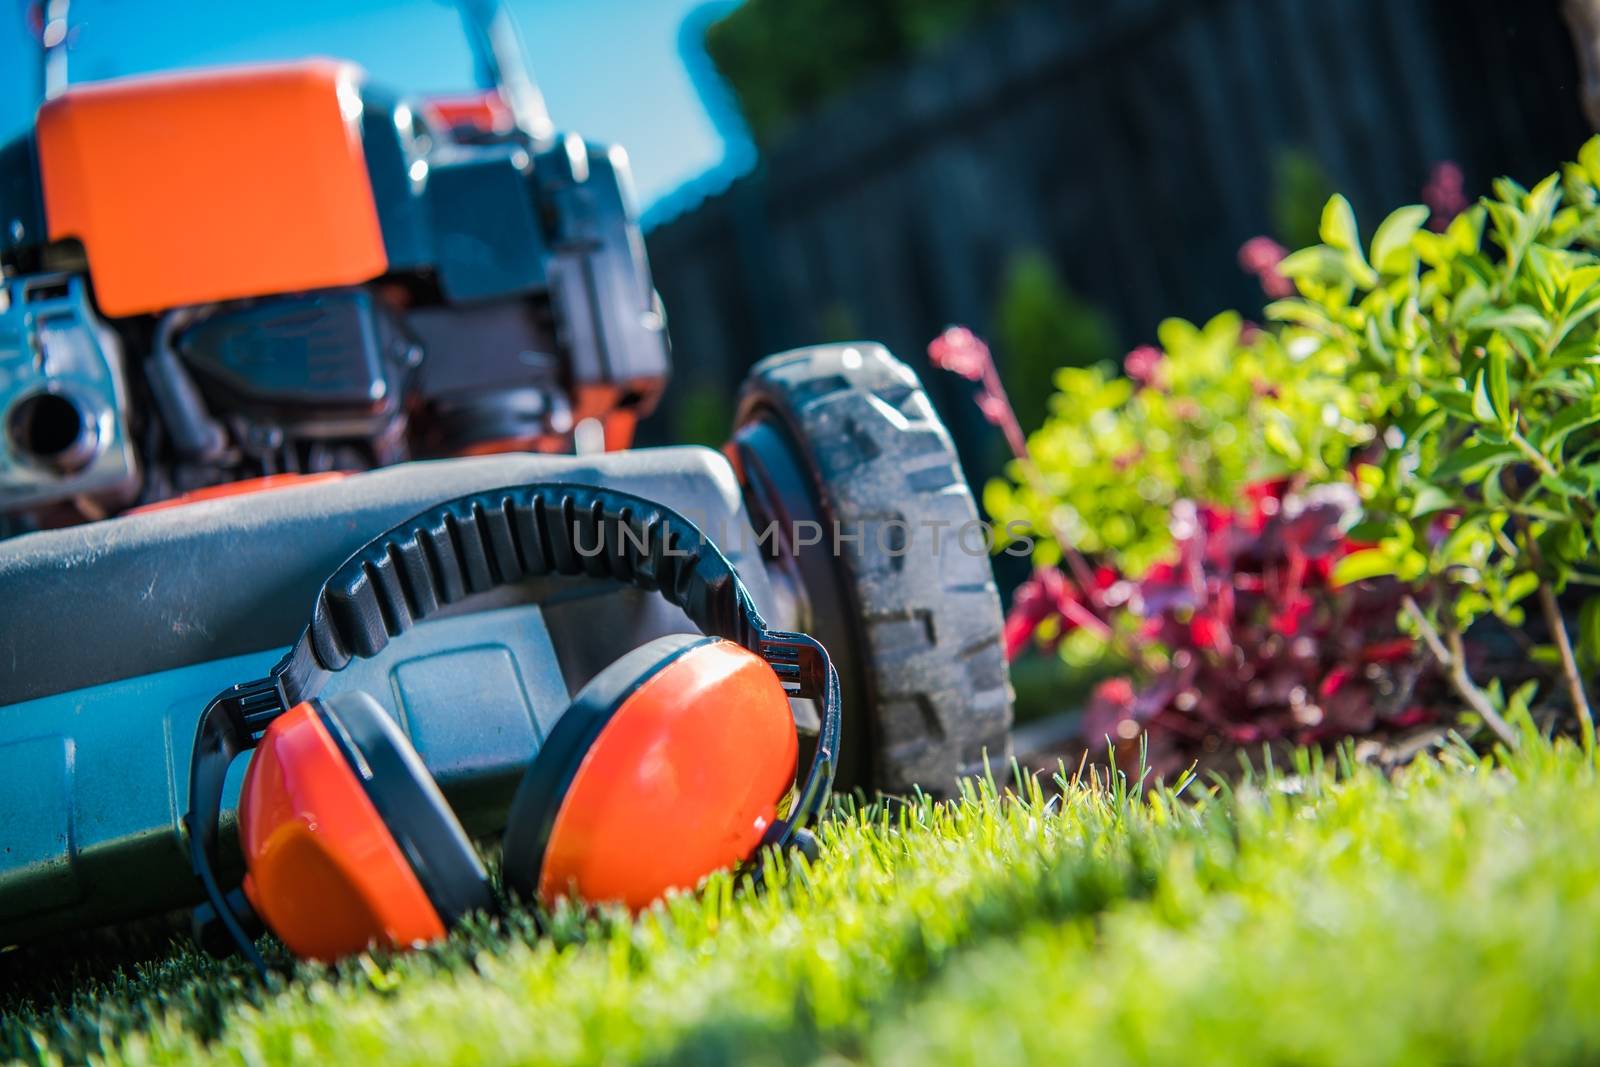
[984,310,1370,576]
[986,137,1600,746]
[1280,140,1600,742]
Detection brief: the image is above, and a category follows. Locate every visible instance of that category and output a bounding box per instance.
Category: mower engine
[0,61,667,533]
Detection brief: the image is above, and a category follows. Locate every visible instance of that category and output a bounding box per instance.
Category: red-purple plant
[1008,481,1446,774]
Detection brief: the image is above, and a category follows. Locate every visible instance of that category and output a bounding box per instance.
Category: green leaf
[1508,678,1541,727]
[1529,646,1562,667]
[1536,402,1600,458]
[1396,549,1429,583]
[1433,441,1519,481]
[1262,412,1303,462]
[1574,463,1600,494]
[1484,199,1520,253]
[1370,205,1429,274]
[1563,264,1600,307]
[1348,519,1391,543]
[1277,246,1349,286]
[1408,484,1454,518]
[1364,315,1392,369]
[1448,282,1492,329]
[1526,173,1563,233]
[1413,230,1453,269]
[1433,388,1479,420]
[1503,571,1541,607]
[1556,294,1600,348]
[1155,316,1201,354]
[1580,134,1600,186]
[1264,300,1336,331]
[1332,548,1396,587]
[1487,346,1511,429]
[1471,370,1499,425]
[1447,206,1485,256]
[1320,194,1360,253]
[1466,305,1551,336]
[1580,594,1600,670]
[1538,470,1590,499]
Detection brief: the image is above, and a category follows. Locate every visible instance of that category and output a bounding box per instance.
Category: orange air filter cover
[35,60,388,318]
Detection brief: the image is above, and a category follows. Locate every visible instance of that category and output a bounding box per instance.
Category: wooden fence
[641,0,1590,478]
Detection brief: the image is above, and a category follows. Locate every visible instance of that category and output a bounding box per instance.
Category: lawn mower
[0,0,1010,950]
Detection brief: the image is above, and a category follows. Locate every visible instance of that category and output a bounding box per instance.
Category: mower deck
[0,448,791,944]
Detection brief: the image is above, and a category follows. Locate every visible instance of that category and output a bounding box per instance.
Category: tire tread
[738,343,1014,794]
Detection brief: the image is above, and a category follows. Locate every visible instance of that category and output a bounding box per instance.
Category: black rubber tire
[732,342,1013,796]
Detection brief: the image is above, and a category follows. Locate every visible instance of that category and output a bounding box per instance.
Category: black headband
[185,483,841,971]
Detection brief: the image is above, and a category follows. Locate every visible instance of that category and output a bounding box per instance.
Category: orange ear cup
[238,702,448,961]
[502,635,799,910]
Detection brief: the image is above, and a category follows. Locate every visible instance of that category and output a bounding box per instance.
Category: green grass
[6,738,1600,1065]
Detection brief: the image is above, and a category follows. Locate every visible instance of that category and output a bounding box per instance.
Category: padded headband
[185,483,841,972]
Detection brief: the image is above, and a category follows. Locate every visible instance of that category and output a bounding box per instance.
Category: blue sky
[0,0,732,211]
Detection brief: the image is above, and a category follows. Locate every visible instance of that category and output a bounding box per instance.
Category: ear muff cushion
[317,691,493,927]
[502,634,799,910]
[238,701,449,961]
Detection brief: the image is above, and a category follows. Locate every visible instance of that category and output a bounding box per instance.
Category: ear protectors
[500,633,798,911]
[186,484,840,972]
[237,692,490,961]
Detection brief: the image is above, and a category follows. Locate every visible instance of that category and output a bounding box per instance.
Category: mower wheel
[732,343,1012,796]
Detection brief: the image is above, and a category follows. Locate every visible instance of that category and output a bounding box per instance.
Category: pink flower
[976,393,1011,428]
[1238,236,1285,274]
[1238,236,1293,298]
[1423,161,1467,232]
[927,326,991,383]
[927,326,1033,465]
[1124,345,1166,388]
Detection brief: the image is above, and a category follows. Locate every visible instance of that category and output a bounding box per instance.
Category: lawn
[5,737,1600,1065]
